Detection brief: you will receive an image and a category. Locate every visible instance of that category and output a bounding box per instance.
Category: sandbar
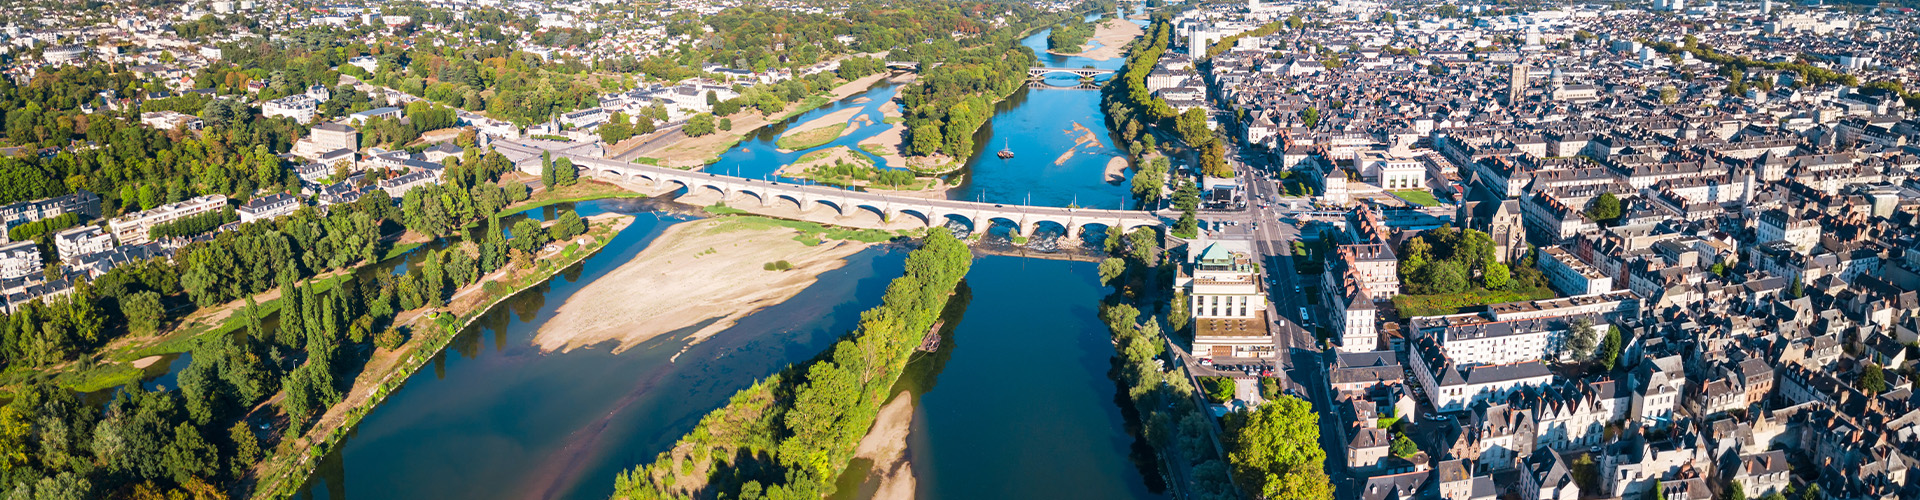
[1049,19,1144,62]
[785,106,862,137]
[1104,157,1128,183]
[853,391,917,500]
[132,355,164,369]
[533,218,874,354]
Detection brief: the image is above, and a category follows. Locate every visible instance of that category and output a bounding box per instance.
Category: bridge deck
[564,155,1164,229]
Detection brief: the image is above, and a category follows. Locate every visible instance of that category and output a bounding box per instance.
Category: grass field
[1391,286,1557,318]
[1390,189,1441,207]
[776,123,847,150]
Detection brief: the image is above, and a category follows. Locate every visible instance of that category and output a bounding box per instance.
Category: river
[296,199,911,500]
[699,22,1140,212]
[294,18,1161,500]
[873,256,1166,500]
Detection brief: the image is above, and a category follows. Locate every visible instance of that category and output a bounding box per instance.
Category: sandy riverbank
[785,106,863,137]
[858,101,912,170]
[646,72,894,166]
[1104,157,1128,183]
[775,146,870,177]
[532,218,875,354]
[851,391,917,500]
[1048,18,1144,62]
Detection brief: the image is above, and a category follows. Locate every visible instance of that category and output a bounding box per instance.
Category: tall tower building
[1509,64,1529,105]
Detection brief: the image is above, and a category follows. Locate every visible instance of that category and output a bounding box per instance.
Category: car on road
[1298,307,1311,323]
[1198,358,1213,366]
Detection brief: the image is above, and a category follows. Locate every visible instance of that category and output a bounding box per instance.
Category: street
[1189,133,1358,500]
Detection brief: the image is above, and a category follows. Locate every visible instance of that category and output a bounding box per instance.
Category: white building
[107,195,227,245]
[1539,247,1614,296]
[1359,151,1428,190]
[52,226,113,262]
[1755,209,1819,254]
[1179,238,1274,359]
[237,193,300,223]
[263,94,319,123]
[0,240,40,280]
[1412,336,1556,412]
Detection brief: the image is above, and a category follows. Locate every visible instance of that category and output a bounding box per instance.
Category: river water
[699,25,1138,211]
[295,22,1161,500]
[899,257,1163,500]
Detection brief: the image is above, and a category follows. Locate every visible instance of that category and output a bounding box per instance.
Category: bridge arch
[847,203,890,224]
[891,208,937,227]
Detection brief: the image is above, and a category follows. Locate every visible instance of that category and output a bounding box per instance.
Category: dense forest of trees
[0,69,310,217]
[897,41,1036,159]
[0,144,570,497]
[611,229,972,500]
[1047,16,1095,52]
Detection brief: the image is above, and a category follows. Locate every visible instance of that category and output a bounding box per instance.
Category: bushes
[1198,376,1236,404]
[149,208,238,240]
[8,212,81,241]
[763,260,794,271]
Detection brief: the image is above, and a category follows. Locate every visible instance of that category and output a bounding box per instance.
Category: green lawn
[1390,189,1441,207]
[1391,286,1557,318]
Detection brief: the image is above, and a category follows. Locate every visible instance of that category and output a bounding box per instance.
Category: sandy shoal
[1104,157,1128,182]
[784,106,862,138]
[532,218,874,354]
[858,122,910,170]
[776,146,867,177]
[1051,19,1144,62]
[853,391,917,500]
[132,355,165,369]
[648,72,892,166]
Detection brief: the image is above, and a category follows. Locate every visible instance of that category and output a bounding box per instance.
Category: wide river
[295,21,1163,500]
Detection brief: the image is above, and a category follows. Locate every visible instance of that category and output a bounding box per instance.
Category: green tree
[1225,396,1333,500]
[1728,481,1746,500]
[685,113,717,137]
[1861,364,1887,394]
[1098,257,1126,286]
[1301,107,1319,128]
[1176,108,1212,147]
[1428,261,1467,294]
[124,291,165,335]
[1598,326,1624,371]
[1170,290,1190,333]
[161,422,216,485]
[1587,192,1622,223]
[1484,262,1511,291]
[228,422,259,477]
[1566,318,1598,361]
[1389,433,1418,458]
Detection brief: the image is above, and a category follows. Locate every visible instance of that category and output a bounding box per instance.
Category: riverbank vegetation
[1047,16,1095,52]
[1096,230,1334,500]
[609,229,971,499]
[1095,230,1241,500]
[0,138,628,498]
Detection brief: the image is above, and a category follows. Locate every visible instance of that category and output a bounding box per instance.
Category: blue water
[296,200,912,500]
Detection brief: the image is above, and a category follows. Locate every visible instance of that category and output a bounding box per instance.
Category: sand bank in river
[532,218,874,354]
[852,391,917,500]
[1104,157,1128,183]
[786,106,863,137]
[1049,18,1145,62]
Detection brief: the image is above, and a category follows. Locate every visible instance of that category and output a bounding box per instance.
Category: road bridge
[1027,67,1116,79]
[565,156,1164,238]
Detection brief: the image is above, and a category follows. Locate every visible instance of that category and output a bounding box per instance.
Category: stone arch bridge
[566,156,1163,238]
[1027,67,1116,79]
